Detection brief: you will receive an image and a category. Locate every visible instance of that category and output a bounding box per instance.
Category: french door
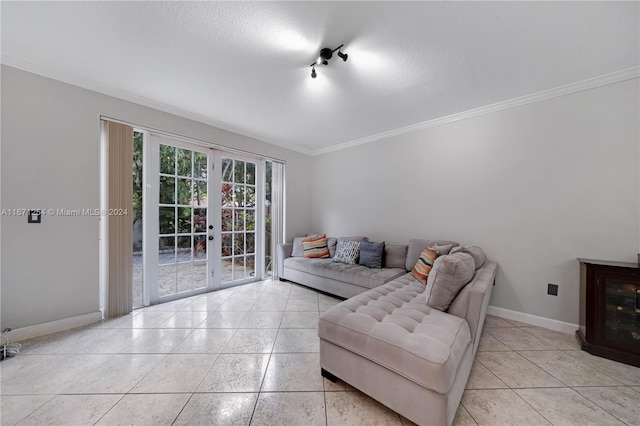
[218,153,262,285]
[142,134,263,305]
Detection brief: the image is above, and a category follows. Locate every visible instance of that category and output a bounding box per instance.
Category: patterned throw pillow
[333,240,361,264]
[302,234,330,258]
[411,247,438,284]
[359,241,385,268]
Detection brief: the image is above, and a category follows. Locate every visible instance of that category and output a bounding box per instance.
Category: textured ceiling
[2,1,638,154]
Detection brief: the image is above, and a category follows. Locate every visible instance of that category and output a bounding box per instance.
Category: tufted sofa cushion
[284,257,406,290]
[318,273,472,394]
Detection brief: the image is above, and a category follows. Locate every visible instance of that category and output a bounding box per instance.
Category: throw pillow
[359,241,385,268]
[302,234,330,258]
[333,240,361,264]
[431,243,453,255]
[411,247,439,284]
[424,252,475,311]
[384,244,408,269]
[291,237,306,257]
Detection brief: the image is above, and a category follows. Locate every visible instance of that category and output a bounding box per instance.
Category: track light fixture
[310,44,348,78]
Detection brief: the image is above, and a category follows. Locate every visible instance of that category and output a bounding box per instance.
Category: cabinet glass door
[604,277,640,347]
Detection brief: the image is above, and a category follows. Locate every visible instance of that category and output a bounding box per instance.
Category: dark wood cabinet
[577,259,640,367]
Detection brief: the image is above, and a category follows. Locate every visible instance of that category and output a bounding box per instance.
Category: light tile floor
[2,279,639,425]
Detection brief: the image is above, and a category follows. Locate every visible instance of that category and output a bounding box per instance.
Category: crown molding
[0,55,315,157]
[3,54,636,158]
[313,66,640,156]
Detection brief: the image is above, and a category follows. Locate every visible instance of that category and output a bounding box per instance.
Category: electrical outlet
[547,283,559,296]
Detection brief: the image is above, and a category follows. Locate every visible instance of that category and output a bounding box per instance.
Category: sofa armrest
[447,261,498,355]
[277,243,294,279]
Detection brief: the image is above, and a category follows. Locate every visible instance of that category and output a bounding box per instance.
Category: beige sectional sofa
[277,236,457,298]
[278,236,497,426]
[319,244,497,426]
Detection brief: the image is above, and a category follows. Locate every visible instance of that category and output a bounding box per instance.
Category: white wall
[311,79,639,325]
[0,65,313,330]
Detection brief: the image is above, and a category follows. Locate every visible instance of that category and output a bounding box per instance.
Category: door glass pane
[222,158,233,182]
[221,233,232,257]
[246,232,255,254]
[158,264,176,297]
[177,179,191,205]
[177,263,193,293]
[234,233,245,256]
[247,255,255,278]
[193,181,207,206]
[221,209,233,232]
[234,160,245,184]
[246,187,255,207]
[177,148,192,177]
[235,186,245,207]
[177,236,191,262]
[246,210,255,231]
[159,207,175,234]
[160,145,175,174]
[194,152,207,179]
[159,176,175,204]
[234,257,245,280]
[194,235,207,260]
[193,261,207,288]
[194,208,207,233]
[159,236,175,265]
[246,163,255,185]
[177,207,192,234]
[234,210,245,231]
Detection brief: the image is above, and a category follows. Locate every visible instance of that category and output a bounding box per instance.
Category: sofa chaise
[317,241,497,426]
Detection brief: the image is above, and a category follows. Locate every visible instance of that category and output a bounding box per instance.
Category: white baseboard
[3,311,103,343]
[487,305,578,335]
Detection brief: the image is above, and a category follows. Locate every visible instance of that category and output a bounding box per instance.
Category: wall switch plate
[27,210,42,224]
[547,283,558,296]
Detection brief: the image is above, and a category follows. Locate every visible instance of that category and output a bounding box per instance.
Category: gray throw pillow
[292,237,306,257]
[359,241,385,268]
[385,244,408,269]
[327,237,338,258]
[333,240,361,264]
[424,252,475,311]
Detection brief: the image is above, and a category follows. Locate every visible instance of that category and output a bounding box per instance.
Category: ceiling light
[309,44,348,79]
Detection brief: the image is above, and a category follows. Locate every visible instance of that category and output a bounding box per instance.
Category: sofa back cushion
[384,244,408,269]
[450,245,486,270]
[424,252,475,311]
[405,239,459,271]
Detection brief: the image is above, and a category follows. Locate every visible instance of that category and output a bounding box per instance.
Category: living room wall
[311,78,639,326]
[0,65,313,331]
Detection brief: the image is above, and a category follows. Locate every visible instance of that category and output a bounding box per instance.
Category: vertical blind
[104,120,134,318]
[271,161,285,279]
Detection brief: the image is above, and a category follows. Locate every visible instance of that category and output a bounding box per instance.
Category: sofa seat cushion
[318,273,472,394]
[284,257,406,289]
